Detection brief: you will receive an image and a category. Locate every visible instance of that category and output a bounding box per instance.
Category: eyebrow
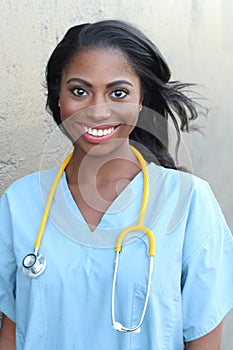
[66,78,133,88]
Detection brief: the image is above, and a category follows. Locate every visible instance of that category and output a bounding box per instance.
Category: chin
[75,138,129,159]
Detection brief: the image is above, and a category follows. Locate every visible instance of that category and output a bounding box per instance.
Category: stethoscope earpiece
[22,253,46,278]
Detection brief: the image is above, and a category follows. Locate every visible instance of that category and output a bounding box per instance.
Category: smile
[80,124,120,144]
[83,125,116,137]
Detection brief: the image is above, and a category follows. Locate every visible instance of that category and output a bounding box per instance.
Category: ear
[139,93,144,112]
[139,92,144,107]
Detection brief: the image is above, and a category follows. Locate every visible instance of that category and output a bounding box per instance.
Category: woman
[0,20,232,350]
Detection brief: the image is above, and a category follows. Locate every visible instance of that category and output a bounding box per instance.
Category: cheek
[59,89,85,121]
[60,115,83,143]
[119,104,140,127]
[59,102,83,141]
[59,101,81,121]
[120,124,135,139]
[117,110,139,139]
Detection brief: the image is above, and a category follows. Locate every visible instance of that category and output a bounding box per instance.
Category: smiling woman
[0,19,233,350]
[58,47,142,155]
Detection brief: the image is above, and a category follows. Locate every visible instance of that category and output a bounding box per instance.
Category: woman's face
[58,47,142,157]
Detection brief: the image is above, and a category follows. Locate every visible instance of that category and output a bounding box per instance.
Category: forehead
[62,47,139,81]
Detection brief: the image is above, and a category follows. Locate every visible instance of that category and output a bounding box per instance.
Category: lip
[79,123,121,144]
[82,122,120,129]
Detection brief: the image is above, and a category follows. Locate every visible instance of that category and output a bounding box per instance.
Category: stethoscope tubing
[22,146,156,332]
[34,153,72,251]
[112,252,154,333]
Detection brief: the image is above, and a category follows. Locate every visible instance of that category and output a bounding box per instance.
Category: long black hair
[46,20,200,169]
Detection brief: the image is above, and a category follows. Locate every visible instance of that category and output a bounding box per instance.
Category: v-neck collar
[45,162,166,248]
[61,165,152,233]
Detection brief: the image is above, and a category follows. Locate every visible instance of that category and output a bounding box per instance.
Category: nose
[86,102,111,122]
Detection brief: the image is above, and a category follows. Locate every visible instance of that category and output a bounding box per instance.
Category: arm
[0,314,16,350]
[184,322,223,350]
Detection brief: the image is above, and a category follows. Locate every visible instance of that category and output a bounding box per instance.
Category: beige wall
[0,0,232,347]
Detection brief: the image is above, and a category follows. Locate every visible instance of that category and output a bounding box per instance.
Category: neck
[65,142,141,186]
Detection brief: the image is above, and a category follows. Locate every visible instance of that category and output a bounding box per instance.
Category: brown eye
[70,87,88,97]
[110,88,129,99]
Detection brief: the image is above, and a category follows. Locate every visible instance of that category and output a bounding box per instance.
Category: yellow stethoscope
[22,146,155,333]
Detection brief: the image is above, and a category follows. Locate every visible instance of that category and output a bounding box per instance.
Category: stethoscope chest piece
[21,147,155,331]
[22,253,47,278]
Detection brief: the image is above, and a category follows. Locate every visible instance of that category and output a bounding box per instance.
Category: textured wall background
[0,0,232,347]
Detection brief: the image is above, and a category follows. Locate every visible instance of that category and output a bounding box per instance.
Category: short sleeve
[181,181,233,342]
[0,193,17,322]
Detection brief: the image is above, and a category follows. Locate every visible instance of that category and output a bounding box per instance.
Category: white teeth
[83,125,115,137]
[97,129,103,136]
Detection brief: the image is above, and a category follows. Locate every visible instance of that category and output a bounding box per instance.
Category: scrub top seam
[182,207,232,269]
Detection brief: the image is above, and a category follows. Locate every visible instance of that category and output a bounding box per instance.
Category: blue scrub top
[0,163,233,350]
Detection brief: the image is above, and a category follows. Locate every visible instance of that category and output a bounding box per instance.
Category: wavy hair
[46,20,201,169]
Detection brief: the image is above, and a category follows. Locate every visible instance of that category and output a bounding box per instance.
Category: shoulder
[148,162,215,212]
[148,163,231,241]
[148,162,208,186]
[0,167,60,249]
[1,167,59,201]
[0,167,60,218]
